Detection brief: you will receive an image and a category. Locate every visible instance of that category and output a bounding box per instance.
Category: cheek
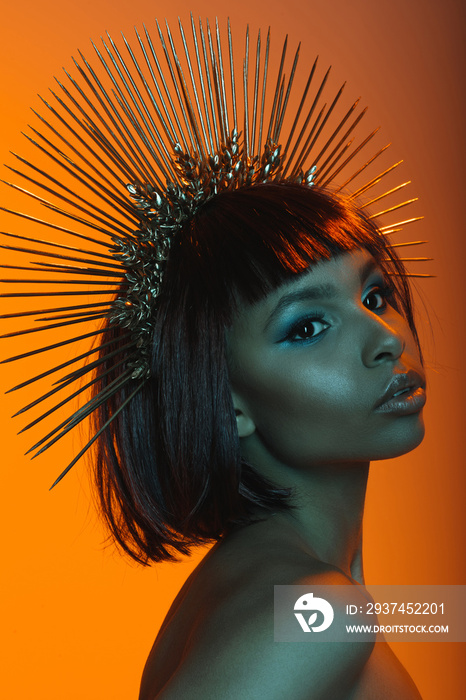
[237,358,364,448]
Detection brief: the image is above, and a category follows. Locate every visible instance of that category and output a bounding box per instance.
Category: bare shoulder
[167,574,371,699]
[140,523,373,700]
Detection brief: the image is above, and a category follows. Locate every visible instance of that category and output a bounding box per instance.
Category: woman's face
[227,249,426,472]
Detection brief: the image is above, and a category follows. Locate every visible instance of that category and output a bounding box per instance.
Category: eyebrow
[264,257,380,330]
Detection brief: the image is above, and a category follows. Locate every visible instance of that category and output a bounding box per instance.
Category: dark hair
[92,183,418,564]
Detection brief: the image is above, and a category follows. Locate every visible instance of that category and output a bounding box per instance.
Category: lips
[374,369,426,414]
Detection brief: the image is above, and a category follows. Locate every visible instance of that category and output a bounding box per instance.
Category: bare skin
[139,516,422,699]
[139,251,425,699]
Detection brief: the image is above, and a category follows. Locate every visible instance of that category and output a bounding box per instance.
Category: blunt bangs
[176,183,409,320]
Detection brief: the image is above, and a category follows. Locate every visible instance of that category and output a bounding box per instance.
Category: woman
[95,184,425,699]
[0,17,428,699]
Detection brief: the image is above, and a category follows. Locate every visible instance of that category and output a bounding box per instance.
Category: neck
[268,461,370,584]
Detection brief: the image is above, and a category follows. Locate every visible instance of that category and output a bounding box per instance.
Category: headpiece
[0,16,431,487]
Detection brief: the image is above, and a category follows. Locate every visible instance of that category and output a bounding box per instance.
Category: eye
[285,316,330,343]
[363,284,394,312]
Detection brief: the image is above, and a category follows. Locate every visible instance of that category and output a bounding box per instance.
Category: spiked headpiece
[0,16,431,486]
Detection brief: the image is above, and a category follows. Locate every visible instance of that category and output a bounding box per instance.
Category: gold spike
[378,216,424,232]
[368,198,418,220]
[314,138,354,187]
[384,257,432,262]
[333,143,390,194]
[386,272,435,278]
[381,228,403,235]
[350,160,403,199]
[318,126,379,189]
[387,240,427,248]
[361,182,411,208]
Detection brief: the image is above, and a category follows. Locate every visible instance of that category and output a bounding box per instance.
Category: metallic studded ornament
[0,16,431,486]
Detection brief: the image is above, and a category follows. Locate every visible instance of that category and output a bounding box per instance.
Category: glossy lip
[374,369,426,415]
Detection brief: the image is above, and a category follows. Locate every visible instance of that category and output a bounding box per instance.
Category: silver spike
[198,18,220,151]
[273,43,300,144]
[288,66,331,178]
[227,18,238,137]
[156,19,197,153]
[294,83,349,176]
[319,127,380,189]
[266,35,288,143]
[178,18,210,157]
[164,20,203,154]
[257,28,270,157]
[190,15,215,154]
[281,55,318,176]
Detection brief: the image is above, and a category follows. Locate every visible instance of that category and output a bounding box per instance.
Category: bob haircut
[92,182,419,564]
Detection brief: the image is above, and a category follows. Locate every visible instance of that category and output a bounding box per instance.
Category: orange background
[0,0,465,698]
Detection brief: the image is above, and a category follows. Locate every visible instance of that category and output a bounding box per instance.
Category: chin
[372,415,426,461]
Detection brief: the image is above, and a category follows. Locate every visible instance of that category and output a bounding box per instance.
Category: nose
[361,311,406,368]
